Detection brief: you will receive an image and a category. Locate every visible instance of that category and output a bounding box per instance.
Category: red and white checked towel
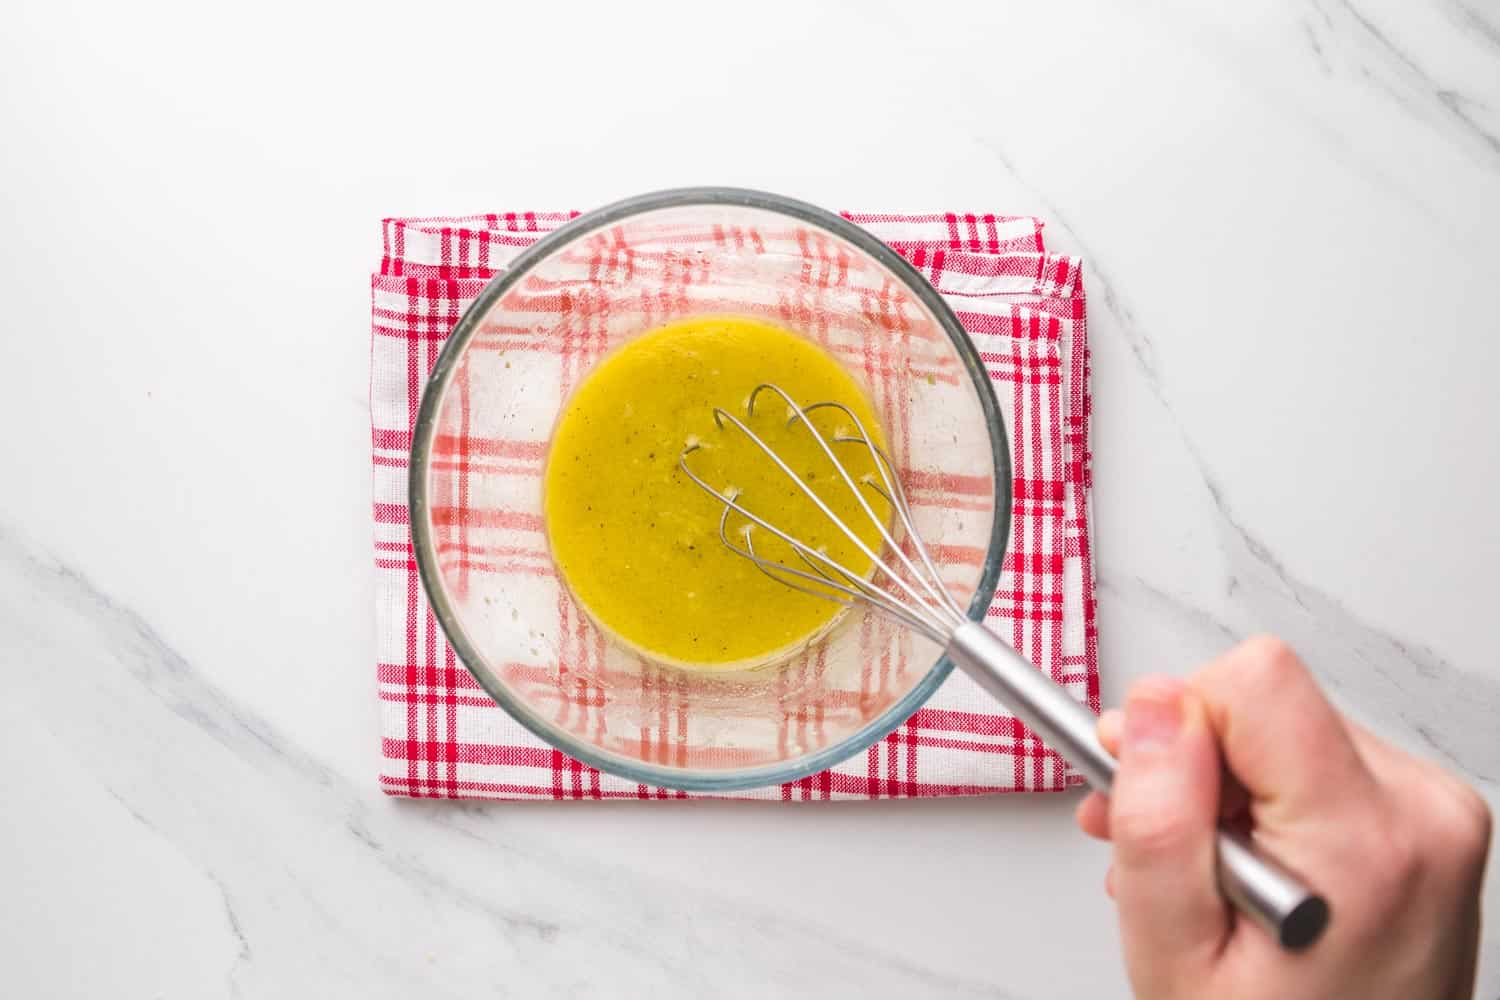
[371,210,1097,800]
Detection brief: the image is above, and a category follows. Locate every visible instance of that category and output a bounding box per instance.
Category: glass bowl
[410,188,1011,791]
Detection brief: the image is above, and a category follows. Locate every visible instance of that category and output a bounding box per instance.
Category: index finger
[1189,636,1375,819]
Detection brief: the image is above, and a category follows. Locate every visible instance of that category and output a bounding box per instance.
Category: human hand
[1074,637,1491,1000]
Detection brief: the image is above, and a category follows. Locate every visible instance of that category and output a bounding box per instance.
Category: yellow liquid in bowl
[544,316,890,668]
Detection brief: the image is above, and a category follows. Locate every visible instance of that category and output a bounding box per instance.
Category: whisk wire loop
[682,399,959,636]
[746,384,960,621]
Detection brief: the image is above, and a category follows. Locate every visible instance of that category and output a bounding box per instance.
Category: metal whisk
[680,383,1329,951]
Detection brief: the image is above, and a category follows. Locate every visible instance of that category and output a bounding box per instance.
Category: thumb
[1109,676,1229,990]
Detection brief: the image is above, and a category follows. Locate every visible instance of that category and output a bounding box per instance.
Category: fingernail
[1123,676,1185,753]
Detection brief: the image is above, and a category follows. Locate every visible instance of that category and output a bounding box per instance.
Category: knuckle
[1458,785,1494,847]
[1430,784,1493,869]
[1361,782,1493,901]
[1239,634,1301,685]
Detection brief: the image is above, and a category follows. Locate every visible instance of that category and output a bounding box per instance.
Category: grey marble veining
[1,1,1496,997]
[2,528,1030,996]
[1313,0,1500,160]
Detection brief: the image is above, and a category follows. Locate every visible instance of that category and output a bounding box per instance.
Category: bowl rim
[408,186,1013,792]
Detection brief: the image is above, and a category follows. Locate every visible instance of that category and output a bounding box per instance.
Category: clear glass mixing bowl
[410,188,1011,791]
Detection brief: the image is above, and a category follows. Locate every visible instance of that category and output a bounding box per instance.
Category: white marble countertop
[2,1,1497,996]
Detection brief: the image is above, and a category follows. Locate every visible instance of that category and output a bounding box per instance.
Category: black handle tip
[1280,896,1330,950]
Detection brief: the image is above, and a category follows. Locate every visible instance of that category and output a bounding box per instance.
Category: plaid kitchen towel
[371,210,1097,799]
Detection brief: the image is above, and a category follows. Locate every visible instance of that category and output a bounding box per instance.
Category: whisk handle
[946,620,1329,950]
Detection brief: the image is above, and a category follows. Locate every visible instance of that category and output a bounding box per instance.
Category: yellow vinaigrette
[544,316,890,667]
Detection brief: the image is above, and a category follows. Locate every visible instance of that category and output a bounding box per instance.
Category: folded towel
[371,210,1097,799]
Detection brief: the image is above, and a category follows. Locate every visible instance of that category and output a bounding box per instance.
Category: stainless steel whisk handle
[947,621,1330,951]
